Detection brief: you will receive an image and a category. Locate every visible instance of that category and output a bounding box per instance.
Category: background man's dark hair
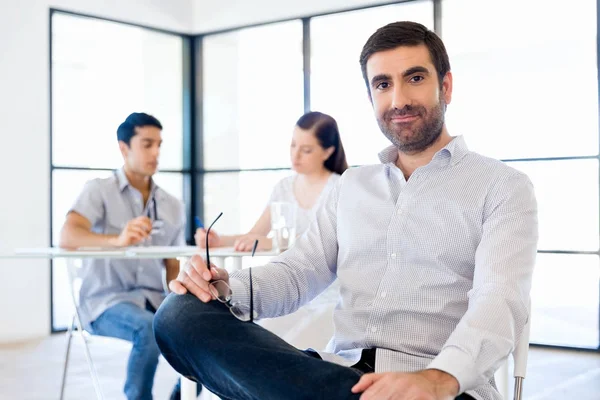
[117,112,163,146]
[359,21,451,93]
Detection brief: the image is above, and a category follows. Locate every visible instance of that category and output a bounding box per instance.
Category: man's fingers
[188,255,211,279]
[185,263,211,291]
[352,373,382,393]
[359,378,392,400]
[135,216,153,225]
[211,267,228,281]
[180,272,213,302]
[127,232,145,245]
[131,217,153,231]
[129,226,149,237]
[169,280,187,295]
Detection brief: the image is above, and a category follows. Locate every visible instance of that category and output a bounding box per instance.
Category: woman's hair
[295,111,348,175]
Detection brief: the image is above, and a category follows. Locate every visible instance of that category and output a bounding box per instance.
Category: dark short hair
[359,21,450,93]
[117,112,162,145]
[296,111,348,175]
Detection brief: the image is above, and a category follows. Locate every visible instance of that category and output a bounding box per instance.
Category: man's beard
[377,97,445,153]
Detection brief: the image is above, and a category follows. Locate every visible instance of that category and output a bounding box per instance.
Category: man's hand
[109,216,152,247]
[169,254,229,301]
[351,369,459,400]
[195,228,221,248]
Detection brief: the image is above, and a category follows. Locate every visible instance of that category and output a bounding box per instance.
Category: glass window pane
[154,172,184,202]
[52,13,184,169]
[442,0,598,159]
[311,1,434,166]
[203,21,304,170]
[52,169,112,329]
[52,169,113,244]
[203,170,292,235]
[531,253,599,348]
[509,159,599,251]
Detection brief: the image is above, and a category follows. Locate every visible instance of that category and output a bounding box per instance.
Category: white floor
[1,332,600,400]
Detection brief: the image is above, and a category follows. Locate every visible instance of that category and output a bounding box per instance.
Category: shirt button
[397,209,403,215]
[381,292,387,298]
[371,326,378,333]
[390,253,397,259]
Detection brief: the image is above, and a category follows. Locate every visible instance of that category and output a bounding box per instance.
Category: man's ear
[118,140,129,159]
[441,71,453,105]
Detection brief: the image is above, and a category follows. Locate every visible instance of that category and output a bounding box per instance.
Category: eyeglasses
[205,212,256,323]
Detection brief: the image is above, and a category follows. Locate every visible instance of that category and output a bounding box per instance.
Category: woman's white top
[257,173,341,347]
[268,173,340,236]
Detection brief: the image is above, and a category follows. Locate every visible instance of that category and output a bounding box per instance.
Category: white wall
[193,0,400,33]
[0,0,192,343]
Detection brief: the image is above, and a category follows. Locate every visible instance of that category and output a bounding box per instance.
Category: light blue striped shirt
[230,136,538,400]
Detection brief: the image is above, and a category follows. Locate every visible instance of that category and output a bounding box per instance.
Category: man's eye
[410,76,424,83]
[376,82,390,90]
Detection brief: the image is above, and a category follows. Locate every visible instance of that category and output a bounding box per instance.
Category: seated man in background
[59,112,198,400]
[154,21,538,400]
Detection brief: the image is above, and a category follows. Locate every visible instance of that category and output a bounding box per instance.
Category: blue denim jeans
[90,301,179,400]
[154,294,476,400]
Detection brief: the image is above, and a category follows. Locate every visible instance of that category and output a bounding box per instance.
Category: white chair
[496,300,532,400]
[59,258,104,400]
[511,304,531,400]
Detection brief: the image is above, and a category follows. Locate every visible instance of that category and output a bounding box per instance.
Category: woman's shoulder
[275,174,296,189]
[329,173,341,183]
[270,174,296,202]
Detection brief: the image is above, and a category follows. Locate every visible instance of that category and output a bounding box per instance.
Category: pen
[194,216,204,229]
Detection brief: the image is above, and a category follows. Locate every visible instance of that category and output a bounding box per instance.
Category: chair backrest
[65,258,86,308]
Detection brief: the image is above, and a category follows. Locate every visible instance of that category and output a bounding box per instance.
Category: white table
[4,245,279,400]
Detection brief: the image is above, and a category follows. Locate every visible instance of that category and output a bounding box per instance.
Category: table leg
[181,376,198,400]
[176,256,198,400]
[212,256,226,270]
[231,257,242,271]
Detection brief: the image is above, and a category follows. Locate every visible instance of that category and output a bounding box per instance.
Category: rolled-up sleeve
[69,179,104,226]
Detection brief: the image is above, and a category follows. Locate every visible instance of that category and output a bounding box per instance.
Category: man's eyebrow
[402,66,430,77]
[370,73,392,87]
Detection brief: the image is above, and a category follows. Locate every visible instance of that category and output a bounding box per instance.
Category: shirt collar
[378,135,469,167]
[115,167,158,194]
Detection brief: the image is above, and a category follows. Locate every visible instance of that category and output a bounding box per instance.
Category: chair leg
[59,315,75,400]
[513,377,524,400]
[74,314,104,400]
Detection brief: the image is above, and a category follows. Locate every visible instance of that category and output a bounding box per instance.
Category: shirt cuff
[427,346,478,393]
[229,277,250,307]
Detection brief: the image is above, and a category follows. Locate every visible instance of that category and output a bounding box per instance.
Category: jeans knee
[154,294,224,349]
[132,319,160,356]
[154,293,190,343]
